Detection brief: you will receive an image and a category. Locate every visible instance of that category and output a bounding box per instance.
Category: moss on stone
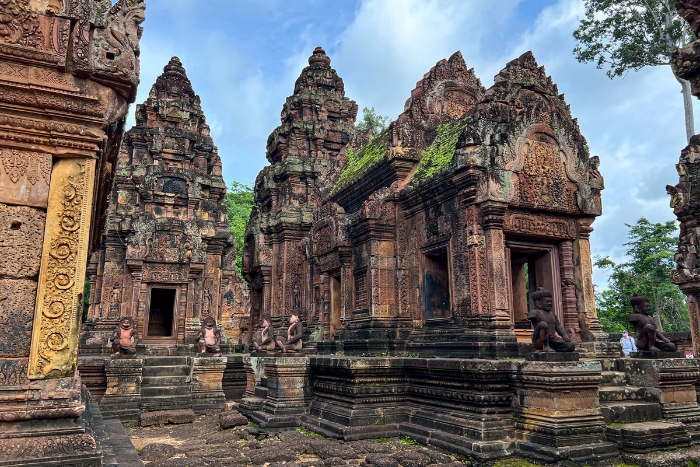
[412,116,469,182]
[332,128,389,194]
[492,460,542,467]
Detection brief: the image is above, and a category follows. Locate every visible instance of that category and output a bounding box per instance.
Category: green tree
[355,106,389,135]
[227,180,255,275]
[573,0,696,141]
[595,217,689,332]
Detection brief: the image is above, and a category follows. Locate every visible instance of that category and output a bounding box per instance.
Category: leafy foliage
[412,117,469,182]
[356,106,389,135]
[573,0,693,78]
[227,180,255,275]
[595,217,689,332]
[332,128,389,193]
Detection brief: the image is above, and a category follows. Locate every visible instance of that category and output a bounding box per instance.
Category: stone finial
[163,56,187,76]
[309,47,331,66]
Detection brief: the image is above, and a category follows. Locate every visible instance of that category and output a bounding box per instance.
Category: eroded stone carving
[528,287,575,352]
[109,316,138,355]
[197,316,221,356]
[628,293,677,352]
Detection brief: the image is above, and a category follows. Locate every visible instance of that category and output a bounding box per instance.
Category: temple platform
[236,353,700,464]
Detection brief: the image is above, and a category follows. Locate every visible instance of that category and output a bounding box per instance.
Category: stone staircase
[84,390,144,467]
[140,356,192,412]
[599,360,690,452]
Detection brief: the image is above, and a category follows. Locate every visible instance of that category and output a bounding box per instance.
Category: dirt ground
[125,414,472,467]
[125,413,700,467]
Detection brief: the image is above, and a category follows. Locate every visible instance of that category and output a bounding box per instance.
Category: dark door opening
[422,248,451,320]
[330,274,341,337]
[507,241,563,332]
[147,288,176,337]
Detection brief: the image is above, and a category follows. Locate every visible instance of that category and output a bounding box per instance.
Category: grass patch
[373,438,391,443]
[399,436,418,445]
[492,459,542,467]
[411,116,469,182]
[332,128,389,193]
[613,463,640,467]
[297,426,327,439]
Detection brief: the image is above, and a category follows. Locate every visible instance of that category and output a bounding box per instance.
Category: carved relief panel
[29,158,95,379]
[0,149,51,207]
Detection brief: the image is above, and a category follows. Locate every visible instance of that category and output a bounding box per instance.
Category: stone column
[558,240,581,341]
[514,360,618,463]
[191,356,227,412]
[481,201,511,324]
[573,221,606,342]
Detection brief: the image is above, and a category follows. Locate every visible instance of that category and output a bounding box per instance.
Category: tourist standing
[620,330,637,356]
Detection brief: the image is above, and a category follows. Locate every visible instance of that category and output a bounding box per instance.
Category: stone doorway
[421,246,452,320]
[145,287,177,340]
[506,240,563,341]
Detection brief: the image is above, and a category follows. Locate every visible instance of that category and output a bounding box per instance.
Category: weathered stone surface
[140,409,196,427]
[0,279,36,358]
[138,443,177,461]
[365,453,400,467]
[391,450,431,467]
[0,204,45,279]
[219,408,248,429]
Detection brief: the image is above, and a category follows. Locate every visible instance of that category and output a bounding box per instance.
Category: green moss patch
[332,128,389,194]
[411,116,469,182]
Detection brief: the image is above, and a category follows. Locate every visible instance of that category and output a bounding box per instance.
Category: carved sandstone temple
[244,47,607,357]
[0,0,146,465]
[240,47,700,464]
[83,57,249,349]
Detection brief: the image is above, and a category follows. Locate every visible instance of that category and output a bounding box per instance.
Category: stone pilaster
[513,360,618,463]
[249,356,311,428]
[99,357,143,421]
[191,356,227,412]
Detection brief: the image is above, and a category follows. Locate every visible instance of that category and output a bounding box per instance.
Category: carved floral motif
[29,158,95,379]
[0,149,51,184]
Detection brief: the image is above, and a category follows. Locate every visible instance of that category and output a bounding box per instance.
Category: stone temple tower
[83,57,249,349]
[243,47,358,339]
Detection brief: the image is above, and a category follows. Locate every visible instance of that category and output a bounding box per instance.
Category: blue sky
[134,0,695,289]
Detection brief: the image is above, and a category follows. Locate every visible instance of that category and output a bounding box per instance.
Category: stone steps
[606,421,689,453]
[601,371,626,386]
[141,395,193,412]
[599,385,647,402]
[142,385,191,398]
[143,356,189,366]
[254,385,268,399]
[600,400,663,424]
[141,374,190,385]
[140,356,192,413]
